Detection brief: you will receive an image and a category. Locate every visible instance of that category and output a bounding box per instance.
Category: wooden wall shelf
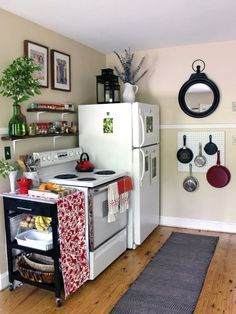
[27,108,76,114]
[1,133,76,141]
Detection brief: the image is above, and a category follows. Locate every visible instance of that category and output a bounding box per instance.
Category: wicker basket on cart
[16,255,54,284]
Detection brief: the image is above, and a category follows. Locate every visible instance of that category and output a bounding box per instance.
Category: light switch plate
[232,102,236,111]
[4,146,11,160]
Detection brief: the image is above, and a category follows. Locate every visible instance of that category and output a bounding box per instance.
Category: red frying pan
[206,151,231,188]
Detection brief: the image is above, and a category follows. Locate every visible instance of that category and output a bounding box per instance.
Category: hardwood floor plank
[0,226,236,313]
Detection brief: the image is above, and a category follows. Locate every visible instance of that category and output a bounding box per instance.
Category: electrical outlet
[4,146,11,160]
[232,102,236,111]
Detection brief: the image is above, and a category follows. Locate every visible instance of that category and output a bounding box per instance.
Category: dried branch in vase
[114,48,147,85]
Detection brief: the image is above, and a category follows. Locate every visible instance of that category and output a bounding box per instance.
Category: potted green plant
[0,57,41,136]
[114,49,147,103]
[0,159,19,192]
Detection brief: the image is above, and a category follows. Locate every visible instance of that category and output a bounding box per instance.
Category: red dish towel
[117,179,125,194]
[118,177,133,213]
[124,176,133,192]
[57,191,89,299]
[118,176,133,194]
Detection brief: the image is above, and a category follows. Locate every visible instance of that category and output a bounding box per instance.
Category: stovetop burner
[54,174,78,179]
[77,178,97,181]
[94,170,116,175]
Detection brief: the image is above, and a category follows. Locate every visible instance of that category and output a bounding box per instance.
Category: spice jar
[28,123,36,136]
[70,122,77,134]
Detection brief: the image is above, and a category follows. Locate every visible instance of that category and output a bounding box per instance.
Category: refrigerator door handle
[139,112,145,147]
[140,148,145,183]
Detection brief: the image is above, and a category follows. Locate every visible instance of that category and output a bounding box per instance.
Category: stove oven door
[90,184,128,251]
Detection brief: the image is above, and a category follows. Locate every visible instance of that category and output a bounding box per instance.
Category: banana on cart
[35,216,52,232]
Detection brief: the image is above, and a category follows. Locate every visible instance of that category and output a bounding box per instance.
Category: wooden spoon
[17,159,28,172]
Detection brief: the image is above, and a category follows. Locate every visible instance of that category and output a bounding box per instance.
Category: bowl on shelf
[15,229,53,251]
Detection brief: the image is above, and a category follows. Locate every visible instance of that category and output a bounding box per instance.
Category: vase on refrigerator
[122,83,138,103]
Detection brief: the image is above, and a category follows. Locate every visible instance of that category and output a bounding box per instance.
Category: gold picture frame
[24,40,49,88]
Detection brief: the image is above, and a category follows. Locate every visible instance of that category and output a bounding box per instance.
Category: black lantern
[96,68,120,103]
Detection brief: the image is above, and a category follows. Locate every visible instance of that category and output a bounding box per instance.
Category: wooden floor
[0,226,236,313]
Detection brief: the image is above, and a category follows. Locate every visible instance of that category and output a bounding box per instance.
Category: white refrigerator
[79,102,160,249]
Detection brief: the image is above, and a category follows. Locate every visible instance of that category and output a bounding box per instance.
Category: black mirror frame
[178,72,220,118]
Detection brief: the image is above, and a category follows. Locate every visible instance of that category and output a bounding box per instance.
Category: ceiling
[1,0,236,54]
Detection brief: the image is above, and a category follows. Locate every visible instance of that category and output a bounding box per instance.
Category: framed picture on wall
[51,49,71,91]
[24,40,49,88]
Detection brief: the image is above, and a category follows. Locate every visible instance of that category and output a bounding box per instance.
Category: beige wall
[107,41,236,225]
[0,9,105,276]
[1,7,236,285]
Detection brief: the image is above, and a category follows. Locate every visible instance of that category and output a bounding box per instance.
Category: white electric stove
[33,147,127,187]
[32,147,128,280]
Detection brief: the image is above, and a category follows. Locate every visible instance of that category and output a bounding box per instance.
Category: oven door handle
[93,185,109,194]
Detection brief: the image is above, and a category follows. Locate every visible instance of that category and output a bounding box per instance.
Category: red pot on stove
[75,153,94,172]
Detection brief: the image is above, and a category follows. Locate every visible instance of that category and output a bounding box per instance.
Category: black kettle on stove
[75,153,94,172]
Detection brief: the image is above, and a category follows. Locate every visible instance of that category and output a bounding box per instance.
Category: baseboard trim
[160,216,236,233]
[0,271,9,291]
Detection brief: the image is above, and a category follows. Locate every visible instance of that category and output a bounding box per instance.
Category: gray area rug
[111,232,219,314]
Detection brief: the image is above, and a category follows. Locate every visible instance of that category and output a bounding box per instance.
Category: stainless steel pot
[194,143,207,167]
[183,163,199,192]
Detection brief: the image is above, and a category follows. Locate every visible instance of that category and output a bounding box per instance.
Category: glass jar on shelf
[53,121,61,134]
[28,123,36,136]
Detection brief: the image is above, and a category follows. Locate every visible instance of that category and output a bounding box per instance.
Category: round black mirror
[178,60,220,118]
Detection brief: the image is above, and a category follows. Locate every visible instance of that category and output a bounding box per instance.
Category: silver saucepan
[194,143,207,167]
[183,163,199,192]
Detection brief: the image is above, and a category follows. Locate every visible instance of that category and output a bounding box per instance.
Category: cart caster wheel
[56,298,62,307]
[9,283,14,291]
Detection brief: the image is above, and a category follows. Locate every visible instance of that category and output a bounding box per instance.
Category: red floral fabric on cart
[57,191,89,298]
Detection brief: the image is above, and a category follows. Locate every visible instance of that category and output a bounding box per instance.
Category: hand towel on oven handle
[117,176,133,194]
[118,177,133,213]
[108,182,119,222]
[120,192,129,213]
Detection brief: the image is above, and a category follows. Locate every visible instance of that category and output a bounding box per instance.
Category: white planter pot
[9,170,18,193]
